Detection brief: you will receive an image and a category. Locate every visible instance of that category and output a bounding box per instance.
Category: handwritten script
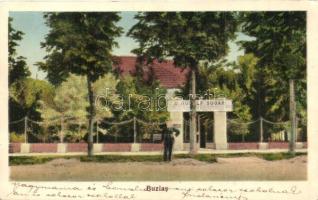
[5,182,302,200]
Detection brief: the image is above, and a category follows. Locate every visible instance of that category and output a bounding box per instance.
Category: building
[113,55,190,89]
[113,56,205,151]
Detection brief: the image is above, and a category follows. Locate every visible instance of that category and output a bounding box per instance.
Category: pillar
[131,143,140,152]
[169,112,184,151]
[93,143,103,153]
[295,142,304,149]
[57,143,66,153]
[21,143,30,153]
[258,142,268,150]
[214,111,228,150]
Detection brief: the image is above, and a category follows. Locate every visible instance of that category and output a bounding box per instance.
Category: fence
[9,115,307,144]
[9,116,166,144]
[182,116,306,143]
[227,118,290,142]
[229,117,306,143]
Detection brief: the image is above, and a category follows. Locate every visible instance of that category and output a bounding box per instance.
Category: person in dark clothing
[162,123,180,162]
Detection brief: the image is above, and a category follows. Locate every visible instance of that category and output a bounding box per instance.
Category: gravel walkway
[10,156,307,181]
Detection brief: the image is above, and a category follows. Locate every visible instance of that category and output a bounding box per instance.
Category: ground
[10,155,307,181]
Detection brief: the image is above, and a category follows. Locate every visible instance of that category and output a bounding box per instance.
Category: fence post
[96,120,99,144]
[133,117,137,143]
[289,79,296,155]
[152,122,155,143]
[60,116,64,143]
[24,116,28,143]
[260,117,263,142]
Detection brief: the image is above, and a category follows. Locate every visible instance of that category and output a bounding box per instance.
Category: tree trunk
[205,120,208,144]
[190,69,197,155]
[257,71,265,119]
[87,75,95,156]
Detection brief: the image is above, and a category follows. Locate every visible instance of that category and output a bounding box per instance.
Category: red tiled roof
[113,56,190,89]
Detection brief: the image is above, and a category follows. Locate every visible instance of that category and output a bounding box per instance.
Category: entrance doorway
[183,113,214,148]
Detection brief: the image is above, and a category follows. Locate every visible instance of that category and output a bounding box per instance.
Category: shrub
[10,132,25,143]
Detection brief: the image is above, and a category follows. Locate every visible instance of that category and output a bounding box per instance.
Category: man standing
[162,123,180,162]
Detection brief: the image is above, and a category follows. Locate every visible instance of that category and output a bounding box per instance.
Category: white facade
[166,88,231,151]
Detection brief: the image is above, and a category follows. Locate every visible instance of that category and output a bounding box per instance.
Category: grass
[9,152,306,166]
[9,155,79,165]
[80,154,218,163]
[10,156,55,165]
[80,154,163,162]
[259,152,306,161]
[214,152,306,161]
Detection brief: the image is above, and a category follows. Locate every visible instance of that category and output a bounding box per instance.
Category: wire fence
[182,116,306,143]
[9,116,166,144]
[9,115,306,143]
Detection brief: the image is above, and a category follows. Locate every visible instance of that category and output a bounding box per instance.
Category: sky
[9,12,251,80]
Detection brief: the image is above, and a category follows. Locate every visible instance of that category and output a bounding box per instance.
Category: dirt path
[10,156,307,181]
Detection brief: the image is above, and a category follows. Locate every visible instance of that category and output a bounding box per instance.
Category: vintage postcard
[0,0,318,200]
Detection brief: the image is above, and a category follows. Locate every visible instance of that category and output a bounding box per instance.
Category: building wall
[166,88,184,151]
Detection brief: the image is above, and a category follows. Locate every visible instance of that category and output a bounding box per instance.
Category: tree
[239,12,306,121]
[9,17,31,130]
[40,13,122,156]
[9,78,54,138]
[9,17,30,85]
[37,74,88,142]
[128,12,237,154]
[239,12,306,141]
[38,73,118,142]
[10,78,54,115]
[109,75,169,142]
[192,54,257,141]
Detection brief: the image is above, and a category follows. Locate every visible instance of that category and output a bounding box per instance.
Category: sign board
[167,99,232,112]
[196,99,233,112]
[167,100,190,112]
[153,134,162,141]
